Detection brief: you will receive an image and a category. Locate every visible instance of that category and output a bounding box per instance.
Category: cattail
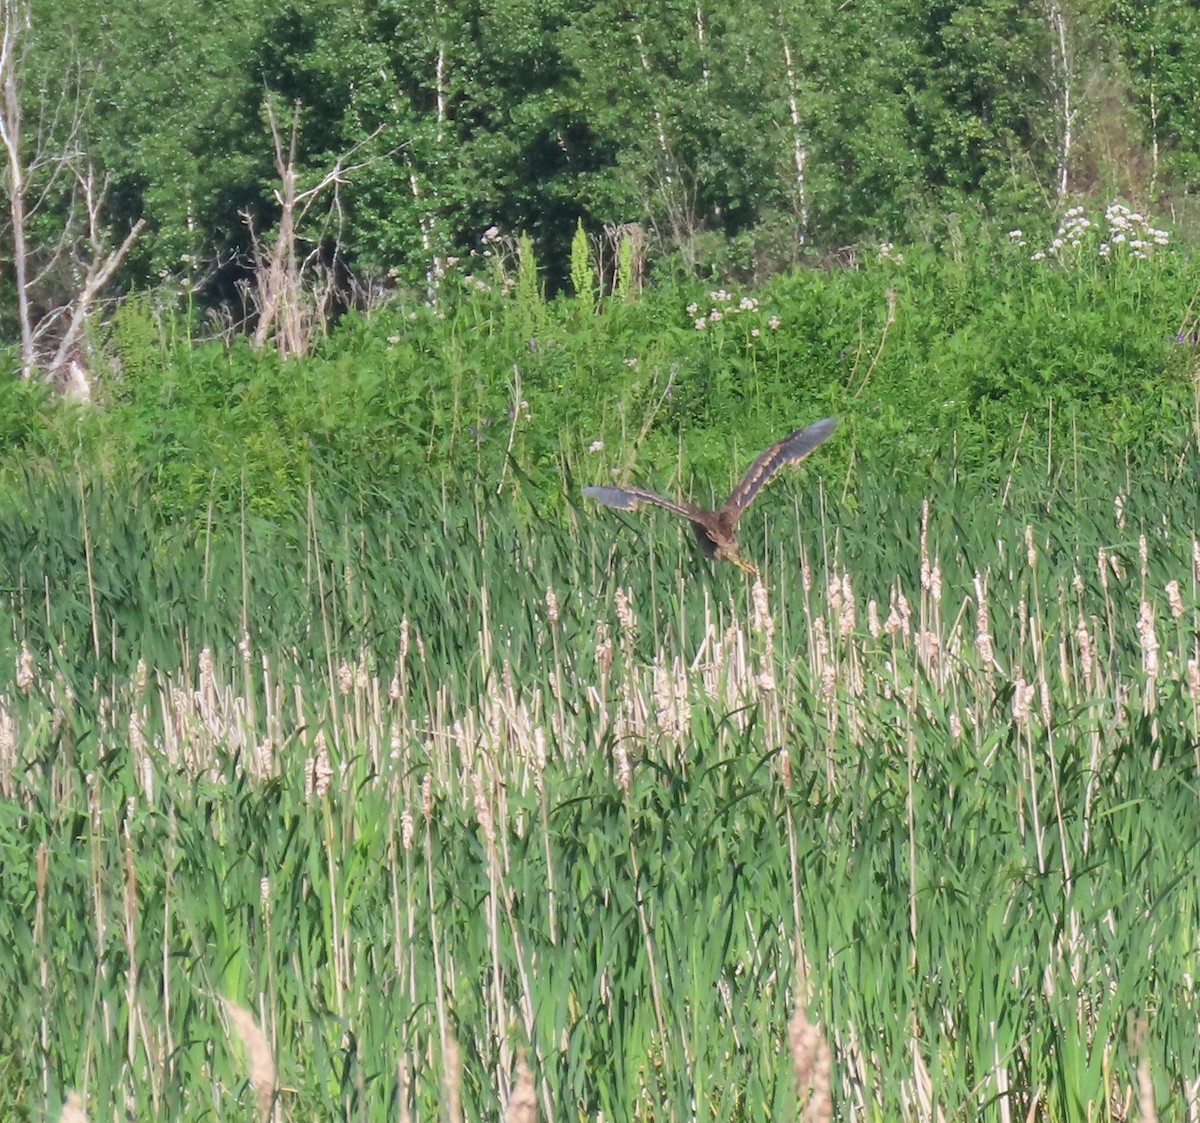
[1013,677,1034,724]
[260,877,270,906]
[401,810,415,852]
[221,998,276,1121]
[929,562,941,606]
[838,573,857,636]
[884,587,911,637]
[615,586,635,637]
[867,599,881,638]
[1137,1052,1157,1123]
[1193,539,1200,583]
[472,769,495,843]
[128,712,146,759]
[827,577,843,617]
[1139,534,1149,578]
[239,630,252,665]
[883,597,903,637]
[1137,601,1159,676]
[919,499,930,588]
[199,647,216,700]
[1025,524,1036,569]
[422,773,433,821]
[1076,615,1094,688]
[337,660,353,695]
[16,643,33,694]
[614,740,631,794]
[819,665,835,702]
[533,726,547,777]
[1114,494,1126,529]
[444,1036,463,1123]
[1166,580,1184,619]
[789,1003,833,1122]
[654,663,677,735]
[949,713,962,739]
[59,1091,87,1123]
[305,732,333,800]
[397,1056,412,1123]
[812,617,829,662]
[1098,548,1109,591]
[594,624,613,677]
[544,586,559,625]
[1039,676,1052,727]
[753,577,774,638]
[779,749,792,790]
[1129,1018,1157,1123]
[129,712,151,801]
[504,1055,538,1123]
[1186,659,1199,701]
[0,704,13,798]
[253,738,273,779]
[974,574,995,668]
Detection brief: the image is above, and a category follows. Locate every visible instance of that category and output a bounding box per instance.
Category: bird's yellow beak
[731,554,759,576]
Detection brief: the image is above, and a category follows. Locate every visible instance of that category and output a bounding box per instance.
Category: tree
[1,0,143,391]
[245,96,385,358]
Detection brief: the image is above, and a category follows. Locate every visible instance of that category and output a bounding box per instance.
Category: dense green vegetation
[5,3,1200,1114]
[2,398,1200,1120]
[2,209,1200,1118]
[3,207,1198,526]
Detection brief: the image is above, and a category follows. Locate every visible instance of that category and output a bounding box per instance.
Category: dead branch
[248,96,387,358]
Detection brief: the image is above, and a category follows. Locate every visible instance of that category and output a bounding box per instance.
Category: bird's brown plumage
[584,417,836,573]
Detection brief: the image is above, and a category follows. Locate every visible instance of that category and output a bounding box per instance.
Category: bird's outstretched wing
[720,417,837,523]
[583,485,707,522]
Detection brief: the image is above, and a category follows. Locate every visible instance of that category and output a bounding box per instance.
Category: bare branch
[47,212,146,377]
[247,95,392,358]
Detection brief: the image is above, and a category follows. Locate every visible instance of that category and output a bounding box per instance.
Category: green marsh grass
[2,446,1199,1121]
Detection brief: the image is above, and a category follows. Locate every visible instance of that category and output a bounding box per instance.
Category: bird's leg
[731,554,759,576]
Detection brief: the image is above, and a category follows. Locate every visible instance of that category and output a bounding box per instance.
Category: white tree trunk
[1049,3,1073,201]
[0,0,34,376]
[781,32,808,244]
[633,29,671,180]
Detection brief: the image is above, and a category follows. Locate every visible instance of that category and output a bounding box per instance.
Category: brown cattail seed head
[1166,580,1184,620]
[16,644,34,694]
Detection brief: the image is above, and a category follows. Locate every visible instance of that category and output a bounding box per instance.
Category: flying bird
[584,417,836,574]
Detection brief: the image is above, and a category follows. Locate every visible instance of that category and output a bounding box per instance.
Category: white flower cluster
[876,242,904,263]
[688,290,778,332]
[1029,206,1092,260]
[1029,203,1169,262]
[1098,202,1169,259]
